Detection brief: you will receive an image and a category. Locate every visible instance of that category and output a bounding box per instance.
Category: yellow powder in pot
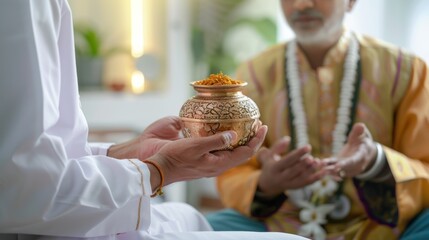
[194,73,243,85]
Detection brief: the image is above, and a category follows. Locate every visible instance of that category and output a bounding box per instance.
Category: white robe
[0,0,305,239]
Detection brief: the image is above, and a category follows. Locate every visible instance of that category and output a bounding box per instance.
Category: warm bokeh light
[131,0,144,58]
[131,70,145,94]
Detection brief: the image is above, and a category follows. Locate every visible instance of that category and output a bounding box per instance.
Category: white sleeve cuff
[89,142,114,155]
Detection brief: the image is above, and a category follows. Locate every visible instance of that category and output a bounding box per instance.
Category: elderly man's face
[280,0,355,44]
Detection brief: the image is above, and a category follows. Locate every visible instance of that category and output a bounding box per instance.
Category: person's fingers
[271,136,291,155]
[188,125,267,154]
[228,125,268,163]
[158,116,183,133]
[143,116,184,140]
[352,122,373,141]
[279,165,326,190]
[322,157,338,166]
[347,123,373,145]
[191,130,238,153]
[347,123,365,143]
[299,168,327,186]
[312,157,328,168]
[257,135,289,165]
[257,146,270,162]
[280,155,316,180]
[332,167,346,181]
[147,116,179,129]
[280,163,305,180]
[211,125,267,167]
[362,124,372,140]
[254,120,262,132]
[169,116,184,130]
[277,145,312,170]
[246,125,268,151]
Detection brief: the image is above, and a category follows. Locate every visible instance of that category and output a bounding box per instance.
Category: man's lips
[294,16,320,23]
[290,10,323,25]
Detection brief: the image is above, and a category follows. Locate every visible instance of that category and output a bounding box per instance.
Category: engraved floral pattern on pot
[179,79,260,150]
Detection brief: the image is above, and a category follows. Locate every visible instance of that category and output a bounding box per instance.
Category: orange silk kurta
[217,32,429,239]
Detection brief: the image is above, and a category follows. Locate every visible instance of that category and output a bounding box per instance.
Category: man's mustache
[290,10,323,21]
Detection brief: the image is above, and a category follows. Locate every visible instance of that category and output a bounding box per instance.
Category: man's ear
[347,0,357,12]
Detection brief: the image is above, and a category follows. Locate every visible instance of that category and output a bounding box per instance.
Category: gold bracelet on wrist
[142,160,164,197]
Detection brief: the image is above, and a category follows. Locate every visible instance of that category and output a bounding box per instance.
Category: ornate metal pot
[179,81,260,149]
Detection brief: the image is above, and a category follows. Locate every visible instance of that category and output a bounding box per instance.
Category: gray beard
[294,24,344,45]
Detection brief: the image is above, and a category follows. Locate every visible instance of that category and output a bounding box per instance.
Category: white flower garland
[287,33,359,154]
[286,33,360,239]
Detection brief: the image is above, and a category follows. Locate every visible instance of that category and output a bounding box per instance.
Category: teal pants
[206,208,429,238]
[205,209,267,232]
[401,209,429,240]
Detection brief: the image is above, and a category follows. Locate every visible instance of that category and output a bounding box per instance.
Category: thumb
[257,133,288,164]
[193,131,238,152]
[347,123,366,144]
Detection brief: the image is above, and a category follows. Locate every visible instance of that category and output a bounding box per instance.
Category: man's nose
[293,0,315,11]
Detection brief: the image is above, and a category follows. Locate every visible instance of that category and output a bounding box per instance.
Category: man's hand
[150,122,268,185]
[109,115,269,186]
[324,122,378,180]
[257,137,326,197]
[107,116,184,160]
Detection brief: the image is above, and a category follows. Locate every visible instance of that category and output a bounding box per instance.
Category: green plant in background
[191,0,277,77]
[73,23,105,89]
[74,24,104,57]
[73,23,129,90]
[74,23,128,57]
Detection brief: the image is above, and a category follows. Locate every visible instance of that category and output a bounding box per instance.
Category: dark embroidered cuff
[250,187,287,218]
[353,178,398,227]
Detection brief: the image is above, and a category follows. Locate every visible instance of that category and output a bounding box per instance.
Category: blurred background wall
[69,0,429,211]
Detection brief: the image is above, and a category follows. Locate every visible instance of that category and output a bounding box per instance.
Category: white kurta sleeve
[0,0,152,237]
[89,143,114,156]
